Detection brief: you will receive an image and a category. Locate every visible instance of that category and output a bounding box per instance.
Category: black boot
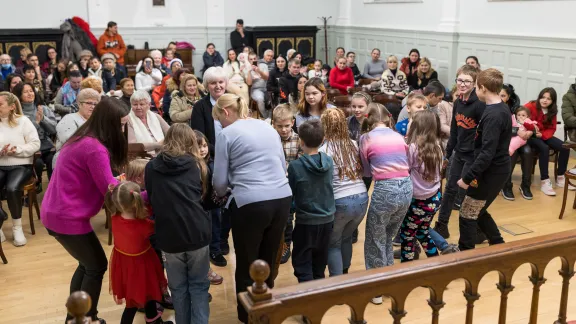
[434,221,450,239]
[519,182,533,200]
[501,184,515,201]
[475,226,487,244]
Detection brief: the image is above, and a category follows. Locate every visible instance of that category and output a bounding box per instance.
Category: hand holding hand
[457,179,469,190]
[36,107,43,123]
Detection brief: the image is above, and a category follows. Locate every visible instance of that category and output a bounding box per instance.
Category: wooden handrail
[239,230,576,324]
[66,291,91,324]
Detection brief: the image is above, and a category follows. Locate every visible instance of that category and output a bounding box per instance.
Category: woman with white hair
[127,90,169,155]
[286,49,296,60]
[137,49,169,77]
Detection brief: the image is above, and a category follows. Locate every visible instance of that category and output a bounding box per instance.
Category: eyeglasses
[455,79,473,86]
[80,101,98,107]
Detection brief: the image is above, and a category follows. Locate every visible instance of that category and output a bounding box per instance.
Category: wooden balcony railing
[239,230,576,324]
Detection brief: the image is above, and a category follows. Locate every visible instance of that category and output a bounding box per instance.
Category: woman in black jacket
[266,55,288,105]
[201,43,224,76]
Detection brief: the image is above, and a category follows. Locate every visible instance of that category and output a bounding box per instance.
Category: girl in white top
[135,57,163,92]
[223,49,251,104]
[319,108,368,276]
[308,60,328,86]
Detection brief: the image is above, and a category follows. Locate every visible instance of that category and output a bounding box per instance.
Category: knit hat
[80,50,93,58]
[170,58,183,68]
[101,53,116,63]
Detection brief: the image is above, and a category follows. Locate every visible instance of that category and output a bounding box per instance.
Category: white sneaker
[556,175,576,190]
[540,179,556,196]
[12,219,27,247]
[371,296,383,305]
[0,228,5,243]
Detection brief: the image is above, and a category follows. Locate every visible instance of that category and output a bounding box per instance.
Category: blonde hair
[407,92,428,108]
[126,159,149,183]
[272,104,294,122]
[362,103,395,133]
[417,57,434,80]
[212,93,250,121]
[81,76,103,93]
[351,91,372,105]
[0,92,24,127]
[387,55,398,63]
[180,74,205,98]
[104,181,148,220]
[321,109,363,181]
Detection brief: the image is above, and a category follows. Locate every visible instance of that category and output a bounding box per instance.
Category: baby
[509,106,538,156]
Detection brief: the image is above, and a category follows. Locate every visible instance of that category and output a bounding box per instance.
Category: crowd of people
[1,17,576,324]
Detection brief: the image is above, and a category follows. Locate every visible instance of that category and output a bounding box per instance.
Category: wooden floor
[2,168,576,323]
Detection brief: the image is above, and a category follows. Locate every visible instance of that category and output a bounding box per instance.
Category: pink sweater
[41,137,118,235]
[359,126,410,180]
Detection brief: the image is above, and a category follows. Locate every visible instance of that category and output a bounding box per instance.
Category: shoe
[35,182,42,194]
[0,228,5,243]
[220,243,230,255]
[371,296,383,305]
[159,293,174,310]
[557,175,576,190]
[440,244,460,255]
[280,243,291,264]
[452,202,461,211]
[434,221,450,239]
[501,186,515,201]
[145,312,173,324]
[519,183,533,200]
[392,235,401,246]
[475,228,487,245]
[210,253,228,267]
[343,267,349,274]
[12,218,27,247]
[207,268,223,285]
[540,179,556,196]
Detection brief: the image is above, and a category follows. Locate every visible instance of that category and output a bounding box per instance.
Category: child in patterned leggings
[399,110,444,262]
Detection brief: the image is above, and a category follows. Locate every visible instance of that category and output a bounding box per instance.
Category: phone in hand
[252,61,258,66]
[145,61,152,69]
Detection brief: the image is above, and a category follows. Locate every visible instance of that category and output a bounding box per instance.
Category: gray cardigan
[213,118,292,208]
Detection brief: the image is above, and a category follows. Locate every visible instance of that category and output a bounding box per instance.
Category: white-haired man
[260,49,275,72]
[0,54,16,88]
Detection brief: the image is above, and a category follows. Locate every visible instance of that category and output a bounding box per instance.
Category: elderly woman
[212,93,292,324]
[52,89,101,169]
[127,90,169,155]
[169,74,206,123]
[0,92,40,246]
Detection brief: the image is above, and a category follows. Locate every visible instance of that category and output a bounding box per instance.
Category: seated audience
[279,58,301,104]
[333,47,345,67]
[170,74,206,123]
[260,49,275,72]
[415,57,438,90]
[80,76,104,94]
[268,55,288,103]
[0,91,40,247]
[16,47,32,68]
[78,50,93,78]
[127,90,169,155]
[329,57,354,95]
[101,53,126,93]
[49,58,69,94]
[162,48,175,67]
[3,74,22,92]
[87,56,103,79]
[63,63,81,84]
[286,49,296,61]
[289,74,309,110]
[308,60,328,85]
[97,21,127,72]
[295,77,332,128]
[149,49,169,76]
[54,71,83,116]
[115,78,134,112]
[17,54,47,81]
[346,52,361,82]
[400,49,420,89]
[22,65,47,104]
[242,46,254,55]
[466,55,481,70]
[224,50,251,104]
[561,79,576,142]
[152,58,184,110]
[369,55,408,99]
[202,43,224,76]
[41,46,58,75]
[248,52,270,118]
[13,82,57,193]
[135,57,163,92]
[363,48,386,80]
[0,54,16,86]
[161,67,191,118]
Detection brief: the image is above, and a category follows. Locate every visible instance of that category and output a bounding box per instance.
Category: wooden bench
[123,49,194,78]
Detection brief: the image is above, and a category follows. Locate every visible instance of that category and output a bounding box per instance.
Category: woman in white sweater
[135,57,163,92]
[0,92,41,246]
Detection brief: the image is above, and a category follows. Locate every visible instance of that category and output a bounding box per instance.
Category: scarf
[129,110,164,145]
[61,82,79,106]
[390,68,397,76]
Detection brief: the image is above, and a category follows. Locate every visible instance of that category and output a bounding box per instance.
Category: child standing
[399,110,444,262]
[288,119,335,283]
[395,93,428,136]
[509,107,537,156]
[106,181,172,324]
[456,68,509,251]
[272,104,302,264]
[360,103,412,305]
[320,109,368,276]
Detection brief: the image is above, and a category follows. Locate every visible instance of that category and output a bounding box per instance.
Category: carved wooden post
[463,290,480,324]
[555,268,574,324]
[496,282,514,324]
[66,291,91,324]
[427,299,445,324]
[389,298,407,324]
[247,260,273,324]
[528,275,546,324]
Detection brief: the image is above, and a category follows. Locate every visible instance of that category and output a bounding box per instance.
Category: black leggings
[0,165,33,220]
[48,229,108,321]
[121,300,160,324]
[34,149,54,183]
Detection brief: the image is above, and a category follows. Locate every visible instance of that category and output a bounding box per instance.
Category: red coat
[525,101,556,140]
[329,67,354,95]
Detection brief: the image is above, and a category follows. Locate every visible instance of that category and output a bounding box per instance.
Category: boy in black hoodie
[434,65,484,239]
[278,58,302,104]
[456,68,510,250]
[288,119,335,283]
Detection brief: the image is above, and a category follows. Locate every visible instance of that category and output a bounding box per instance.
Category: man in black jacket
[230,19,252,54]
[278,58,301,104]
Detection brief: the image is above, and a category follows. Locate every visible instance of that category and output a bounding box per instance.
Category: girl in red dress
[106,181,173,324]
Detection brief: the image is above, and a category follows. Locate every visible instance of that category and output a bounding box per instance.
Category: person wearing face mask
[267,55,288,105]
[54,71,83,117]
[201,43,224,76]
[0,54,16,89]
[101,53,125,94]
[400,49,420,89]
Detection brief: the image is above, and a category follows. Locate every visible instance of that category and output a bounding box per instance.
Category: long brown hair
[161,124,208,197]
[105,181,148,220]
[297,77,328,117]
[68,97,128,170]
[321,109,363,181]
[534,87,558,125]
[361,103,395,133]
[406,110,444,182]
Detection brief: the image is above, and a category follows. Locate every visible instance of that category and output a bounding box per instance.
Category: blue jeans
[327,192,369,276]
[209,208,222,255]
[429,228,448,251]
[164,246,210,324]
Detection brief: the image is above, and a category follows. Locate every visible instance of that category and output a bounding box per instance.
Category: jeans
[229,196,291,323]
[399,191,441,262]
[292,221,334,282]
[327,192,369,276]
[438,152,474,225]
[48,229,108,321]
[251,87,269,119]
[164,246,210,324]
[505,143,533,187]
[34,149,54,183]
[209,208,222,255]
[429,228,448,251]
[528,136,569,180]
[365,177,412,270]
[0,165,33,220]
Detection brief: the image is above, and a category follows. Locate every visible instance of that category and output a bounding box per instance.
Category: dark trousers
[220,208,231,249]
[34,149,54,183]
[209,208,222,255]
[230,196,291,323]
[284,213,294,246]
[458,170,508,250]
[120,300,159,324]
[292,221,333,283]
[438,152,474,225]
[48,229,108,321]
[505,143,533,187]
[0,165,33,220]
[528,136,569,180]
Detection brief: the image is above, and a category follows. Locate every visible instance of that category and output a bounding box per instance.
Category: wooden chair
[0,215,7,264]
[127,143,153,161]
[326,88,341,102]
[22,177,40,235]
[373,94,401,106]
[358,79,373,86]
[347,87,363,95]
[333,95,351,109]
[558,142,576,219]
